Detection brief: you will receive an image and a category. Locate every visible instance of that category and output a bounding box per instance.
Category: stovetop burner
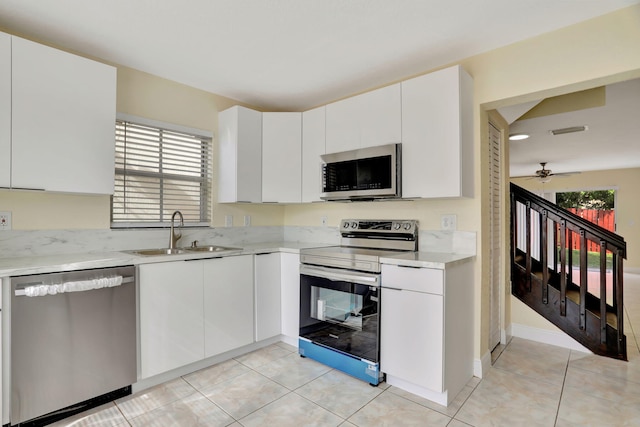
[300,219,418,273]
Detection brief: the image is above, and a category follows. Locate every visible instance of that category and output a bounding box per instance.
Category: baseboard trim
[473,351,491,378]
[510,323,592,353]
[625,267,640,275]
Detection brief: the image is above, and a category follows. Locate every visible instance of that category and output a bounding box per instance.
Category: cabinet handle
[255,253,273,256]
[382,286,403,291]
[395,264,422,269]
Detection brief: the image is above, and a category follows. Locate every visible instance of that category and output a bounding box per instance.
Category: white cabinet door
[11,36,116,194]
[139,261,205,378]
[325,95,361,153]
[325,84,401,154]
[254,252,282,341]
[302,106,326,203]
[401,65,473,199]
[280,252,300,342]
[380,287,444,393]
[0,32,10,188]
[218,106,262,203]
[203,255,254,357]
[262,112,302,203]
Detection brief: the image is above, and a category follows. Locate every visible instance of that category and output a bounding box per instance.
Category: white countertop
[0,241,474,277]
[380,251,475,269]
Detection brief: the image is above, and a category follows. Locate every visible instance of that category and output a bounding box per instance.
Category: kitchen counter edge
[1,244,476,277]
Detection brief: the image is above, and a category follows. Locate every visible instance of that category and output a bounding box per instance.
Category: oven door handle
[300,265,379,286]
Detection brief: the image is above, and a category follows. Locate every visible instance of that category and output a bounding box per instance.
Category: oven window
[310,286,364,331]
[299,273,380,362]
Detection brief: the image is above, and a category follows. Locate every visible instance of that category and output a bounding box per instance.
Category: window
[111,114,212,227]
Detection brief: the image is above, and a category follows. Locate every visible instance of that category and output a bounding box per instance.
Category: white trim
[510,323,592,353]
[625,267,640,274]
[473,351,491,378]
[116,112,213,139]
[385,374,449,406]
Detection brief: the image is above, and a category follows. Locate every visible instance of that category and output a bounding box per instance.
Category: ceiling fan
[526,162,580,183]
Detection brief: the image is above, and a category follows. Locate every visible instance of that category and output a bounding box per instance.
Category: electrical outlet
[224,215,233,227]
[0,211,12,231]
[244,215,251,226]
[441,214,457,231]
[321,216,328,226]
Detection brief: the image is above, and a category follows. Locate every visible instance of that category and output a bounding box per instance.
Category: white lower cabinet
[139,255,255,379]
[204,256,254,357]
[280,253,300,343]
[254,253,282,341]
[139,261,205,379]
[381,286,444,392]
[380,261,473,406]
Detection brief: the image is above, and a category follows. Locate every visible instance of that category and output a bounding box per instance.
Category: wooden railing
[510,183,627,359]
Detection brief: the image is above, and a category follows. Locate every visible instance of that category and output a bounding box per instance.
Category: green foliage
[556,190,615,210]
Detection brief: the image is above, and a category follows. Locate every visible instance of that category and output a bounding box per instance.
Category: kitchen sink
[128,246,241,256]
[130,248,189,256]
[185,245,241,253]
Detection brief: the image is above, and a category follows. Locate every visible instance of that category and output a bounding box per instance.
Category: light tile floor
[51,273,640,427]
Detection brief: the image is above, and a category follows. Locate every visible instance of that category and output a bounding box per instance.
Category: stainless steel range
[298,219,418,385]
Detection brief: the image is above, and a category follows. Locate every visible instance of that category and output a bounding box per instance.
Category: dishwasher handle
[15,275,134,297]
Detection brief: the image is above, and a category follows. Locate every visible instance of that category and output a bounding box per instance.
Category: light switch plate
[0,211,12,231]
[224,215,233,227]
[244,215,251,226]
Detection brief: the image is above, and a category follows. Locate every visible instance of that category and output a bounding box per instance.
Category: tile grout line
[552,350,572,427]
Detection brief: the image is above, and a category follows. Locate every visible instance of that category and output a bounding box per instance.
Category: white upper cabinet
[10,36,116,194]
[325,83,401,154]
[401,65,474,199]
[262,112,302,203]
[302,106,326,203]
[0,32,10,188]
[218,106,262,203]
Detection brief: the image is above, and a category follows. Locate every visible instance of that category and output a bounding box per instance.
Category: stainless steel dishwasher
[8,265,137,426]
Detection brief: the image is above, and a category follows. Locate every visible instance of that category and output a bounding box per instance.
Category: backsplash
[0,226,476,258]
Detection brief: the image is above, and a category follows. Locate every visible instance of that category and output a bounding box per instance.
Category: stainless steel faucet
[169,210,184,249]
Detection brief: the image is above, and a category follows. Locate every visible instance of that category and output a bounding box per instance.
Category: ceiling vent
[549,125,588,135]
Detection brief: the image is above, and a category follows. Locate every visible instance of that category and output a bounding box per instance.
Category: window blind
[112,118,212,227]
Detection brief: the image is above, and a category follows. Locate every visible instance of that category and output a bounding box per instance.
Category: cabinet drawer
[381,264,443,294]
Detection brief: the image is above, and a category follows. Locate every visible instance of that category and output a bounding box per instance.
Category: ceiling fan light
[509,133,529,141]
[549,125,588,135]
[537,175,552,183]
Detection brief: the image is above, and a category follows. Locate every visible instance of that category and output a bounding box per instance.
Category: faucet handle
[191,240,198,248]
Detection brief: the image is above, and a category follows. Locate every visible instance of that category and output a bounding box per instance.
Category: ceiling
[507,78,640,178]
[0,0,638,111]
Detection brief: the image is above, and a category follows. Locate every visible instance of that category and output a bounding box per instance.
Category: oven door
[299,265,381,363]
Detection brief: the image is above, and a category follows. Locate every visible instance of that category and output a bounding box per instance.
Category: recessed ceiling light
[509,133,530,141]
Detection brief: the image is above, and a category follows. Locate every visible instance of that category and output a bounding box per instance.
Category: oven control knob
[351,221,358,229]
[393,223,401,230]
[403,222,412,230]
[343,221,350,228]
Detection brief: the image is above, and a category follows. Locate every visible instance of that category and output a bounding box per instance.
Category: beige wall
[2,5,639,362]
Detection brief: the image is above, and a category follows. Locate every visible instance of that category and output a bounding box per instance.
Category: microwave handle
[300,265,379,286]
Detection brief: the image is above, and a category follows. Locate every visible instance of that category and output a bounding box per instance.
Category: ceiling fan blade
[550,171,581,177]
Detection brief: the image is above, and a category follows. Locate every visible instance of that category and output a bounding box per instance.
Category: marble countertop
[0,241,474,277]
[380,251,475,269]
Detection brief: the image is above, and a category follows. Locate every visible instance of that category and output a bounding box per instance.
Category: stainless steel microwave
[321,143,401,201]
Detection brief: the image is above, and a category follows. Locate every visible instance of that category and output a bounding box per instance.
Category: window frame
[111,113,213,229]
